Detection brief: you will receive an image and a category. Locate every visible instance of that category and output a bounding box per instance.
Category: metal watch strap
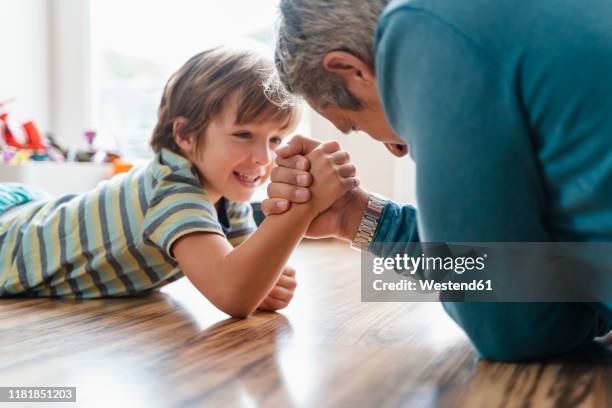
[350,193,387,251]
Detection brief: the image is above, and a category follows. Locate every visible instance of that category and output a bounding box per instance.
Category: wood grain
[0,239,610,408]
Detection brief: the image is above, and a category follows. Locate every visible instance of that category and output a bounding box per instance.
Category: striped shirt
[0,148,256,298]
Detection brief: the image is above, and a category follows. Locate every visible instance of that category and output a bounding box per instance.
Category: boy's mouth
[233,171,261,187]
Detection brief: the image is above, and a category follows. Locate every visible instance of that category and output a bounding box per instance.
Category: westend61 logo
[372,253,488,275]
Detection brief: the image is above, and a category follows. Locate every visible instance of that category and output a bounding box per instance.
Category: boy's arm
[173,141,355,318]
[173,202,315,318]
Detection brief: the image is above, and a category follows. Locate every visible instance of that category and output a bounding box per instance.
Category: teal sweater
[372,0,612,360]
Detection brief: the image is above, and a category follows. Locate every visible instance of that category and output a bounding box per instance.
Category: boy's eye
[233,132,252,139]
[270,136,282,146]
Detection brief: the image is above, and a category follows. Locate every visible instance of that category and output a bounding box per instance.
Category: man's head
[275,0,408,157]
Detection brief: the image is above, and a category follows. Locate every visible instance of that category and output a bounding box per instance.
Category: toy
[22,121,46,150]
[0,98,132,169]
[1,97,51,163]
[0,112,25,149]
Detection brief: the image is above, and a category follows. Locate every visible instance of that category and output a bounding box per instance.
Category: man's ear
[322,51,375,85]
[172,117,195,155]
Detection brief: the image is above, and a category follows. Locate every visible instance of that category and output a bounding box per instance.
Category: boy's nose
[253,145,273,165]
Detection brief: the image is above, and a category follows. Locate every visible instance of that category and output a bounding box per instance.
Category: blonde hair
[151,46,299,154]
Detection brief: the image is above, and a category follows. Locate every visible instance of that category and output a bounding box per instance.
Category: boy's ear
[172,117,195,155]
[322,51,375,85]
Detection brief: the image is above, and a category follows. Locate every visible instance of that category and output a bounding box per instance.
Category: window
[90,0,307,158]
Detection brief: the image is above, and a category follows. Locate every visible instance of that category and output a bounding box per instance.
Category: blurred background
[0,0,415,203]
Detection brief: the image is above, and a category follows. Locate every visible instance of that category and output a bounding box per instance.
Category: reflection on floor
[1,239,610,407]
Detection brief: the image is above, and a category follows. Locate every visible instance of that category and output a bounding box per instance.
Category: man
[262,0,612,361]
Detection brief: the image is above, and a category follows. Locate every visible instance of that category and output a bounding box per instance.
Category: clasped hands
[257,135,370,312]
[262,135,369,240]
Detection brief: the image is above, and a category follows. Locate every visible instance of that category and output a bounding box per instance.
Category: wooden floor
[1,240,611,408]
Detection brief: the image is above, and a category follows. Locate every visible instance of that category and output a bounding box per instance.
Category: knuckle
[260,200,271,214]
[328,141,340,150]
[266,183,275,196]
[292,156,304,167]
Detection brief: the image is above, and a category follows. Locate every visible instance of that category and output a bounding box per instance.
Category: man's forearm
[369,200,420,258]
[338,188,370,241]
[339,190,421,251]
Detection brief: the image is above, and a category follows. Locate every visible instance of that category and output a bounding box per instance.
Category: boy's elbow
[216,296,257,319]
[205,284,259,318]
[223,305,256,319]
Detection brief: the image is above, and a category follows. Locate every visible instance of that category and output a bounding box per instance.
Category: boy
[0,47,358,317]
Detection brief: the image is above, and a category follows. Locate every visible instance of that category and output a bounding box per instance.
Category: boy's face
[191,98,293,204]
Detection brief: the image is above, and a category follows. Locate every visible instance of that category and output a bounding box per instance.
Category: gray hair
[274,0,390,110]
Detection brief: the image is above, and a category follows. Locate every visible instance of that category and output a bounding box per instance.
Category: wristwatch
[350,193,388,251]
